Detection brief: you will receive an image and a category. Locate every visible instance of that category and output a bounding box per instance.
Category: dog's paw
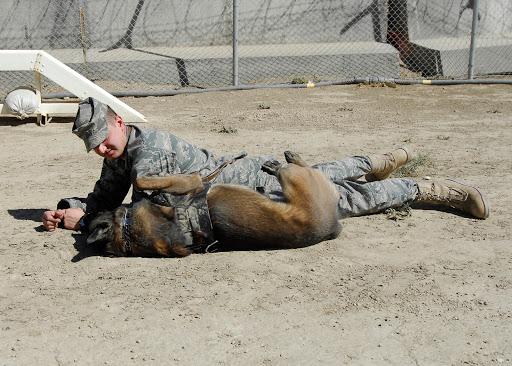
[261,160,281,175]
[284,151,308,167]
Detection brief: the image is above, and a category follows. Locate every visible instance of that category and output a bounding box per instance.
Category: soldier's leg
[254,174,418,214]
[214,148,409,188]
[312,155,371,182]
[214,154,373,185]
[213,154,418,217]
[213,154,280,189]
[312,147,412,183]
[334,177,418,218]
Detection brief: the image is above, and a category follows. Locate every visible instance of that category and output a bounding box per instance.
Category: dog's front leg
[135,173,204,195]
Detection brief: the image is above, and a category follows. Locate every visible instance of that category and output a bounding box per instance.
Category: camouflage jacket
[58,125,280,213]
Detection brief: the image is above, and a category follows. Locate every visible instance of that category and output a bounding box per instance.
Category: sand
[1,83,510,365]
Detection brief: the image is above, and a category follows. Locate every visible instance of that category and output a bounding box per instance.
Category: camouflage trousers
[212,154,419,218]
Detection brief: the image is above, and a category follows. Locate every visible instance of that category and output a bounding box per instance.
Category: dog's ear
[86,223,111,246]
[81,212,102,233]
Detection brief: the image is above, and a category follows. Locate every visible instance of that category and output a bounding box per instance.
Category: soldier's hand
[62,208,85,230]
[42,210,65,231]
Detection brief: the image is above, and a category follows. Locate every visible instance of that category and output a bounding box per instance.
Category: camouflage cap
[72,97,109,152]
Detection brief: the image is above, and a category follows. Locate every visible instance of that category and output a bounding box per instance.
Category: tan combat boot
[414,178,490,219]
[365,147,412,182]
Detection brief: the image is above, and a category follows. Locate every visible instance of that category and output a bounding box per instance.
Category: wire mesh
[1,0,512,96]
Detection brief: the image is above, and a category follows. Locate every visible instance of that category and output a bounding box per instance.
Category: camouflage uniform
[59,125,419,218]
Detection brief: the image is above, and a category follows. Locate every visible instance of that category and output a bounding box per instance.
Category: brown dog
[85,151,342,257]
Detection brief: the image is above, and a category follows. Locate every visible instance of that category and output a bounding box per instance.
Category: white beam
[0,50,147,123]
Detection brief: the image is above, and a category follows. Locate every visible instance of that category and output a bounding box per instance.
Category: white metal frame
[0,50,147,126]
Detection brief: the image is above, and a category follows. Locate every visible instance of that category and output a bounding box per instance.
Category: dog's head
[84,201,201,258]
[84,210,125,256]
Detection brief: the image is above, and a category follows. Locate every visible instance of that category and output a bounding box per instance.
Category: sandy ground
[1,83,511,366]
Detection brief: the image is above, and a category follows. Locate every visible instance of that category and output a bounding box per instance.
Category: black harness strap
[201,151,247,182]
[121,206,134,256]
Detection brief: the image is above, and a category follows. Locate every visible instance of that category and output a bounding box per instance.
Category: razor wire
[1,0,512,96]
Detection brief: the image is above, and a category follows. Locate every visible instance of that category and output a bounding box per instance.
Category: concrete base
[406,34,512,77]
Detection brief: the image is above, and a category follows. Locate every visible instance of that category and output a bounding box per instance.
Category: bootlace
[418,184,468,203]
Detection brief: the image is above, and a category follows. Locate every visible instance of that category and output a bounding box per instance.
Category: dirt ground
[1,83,511,365]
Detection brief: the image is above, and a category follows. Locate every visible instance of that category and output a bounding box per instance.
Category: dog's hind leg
[284,151,309,167]
[261,160,282,176]
[261,152,309,178]
[262,154,313,197]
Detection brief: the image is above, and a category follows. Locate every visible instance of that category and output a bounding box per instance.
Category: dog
[85,151,342,257]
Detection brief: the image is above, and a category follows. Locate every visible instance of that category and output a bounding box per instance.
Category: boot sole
[447,178,490,219]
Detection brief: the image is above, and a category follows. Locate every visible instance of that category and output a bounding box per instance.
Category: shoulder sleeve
[131,147,182,182]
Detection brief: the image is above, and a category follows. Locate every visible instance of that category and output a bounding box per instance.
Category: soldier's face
[93,116,127,160]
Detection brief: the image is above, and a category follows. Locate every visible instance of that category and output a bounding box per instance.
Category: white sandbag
[5,87,39,119]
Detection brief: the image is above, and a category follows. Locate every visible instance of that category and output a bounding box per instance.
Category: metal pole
[79,0,88,79]
[34,77,512,100]
[468,0,480,79]
[232,0,239,86]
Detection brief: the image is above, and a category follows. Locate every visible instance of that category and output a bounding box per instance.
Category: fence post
[79,0,88,79]
[233,0,239,86]
[468,0,480,79]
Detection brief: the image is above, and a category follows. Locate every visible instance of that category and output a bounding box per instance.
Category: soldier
[42,98,489,231]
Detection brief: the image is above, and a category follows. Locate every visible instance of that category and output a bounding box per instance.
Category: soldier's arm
[57,158,131,214]
[130,146,183,181]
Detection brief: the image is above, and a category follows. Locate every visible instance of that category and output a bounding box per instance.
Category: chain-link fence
[1,0,512,96]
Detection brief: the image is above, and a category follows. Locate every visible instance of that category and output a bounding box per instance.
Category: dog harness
[120,153,247,255]
[120,194,217,255]
[149,183,219,253]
